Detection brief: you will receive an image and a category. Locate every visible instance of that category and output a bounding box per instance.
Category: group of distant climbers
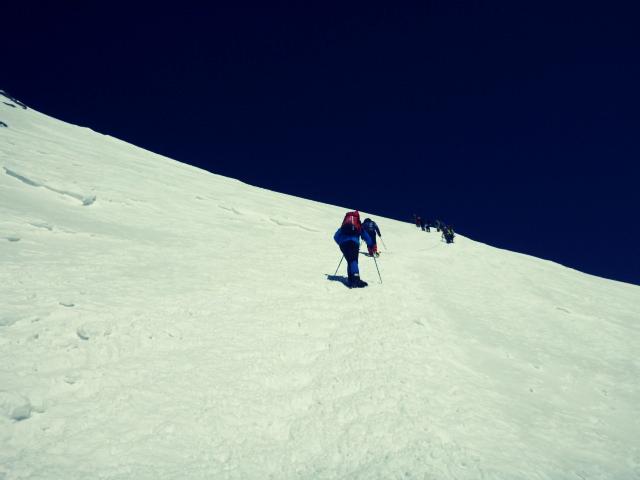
[332,209,456,289]
[413,214,455,244]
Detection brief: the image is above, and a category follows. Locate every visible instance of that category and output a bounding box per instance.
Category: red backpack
[340,210,362,235]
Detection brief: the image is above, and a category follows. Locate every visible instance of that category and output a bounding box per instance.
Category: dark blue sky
[4,3,639,284]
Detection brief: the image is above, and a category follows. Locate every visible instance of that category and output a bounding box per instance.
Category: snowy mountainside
[1,93,639,479]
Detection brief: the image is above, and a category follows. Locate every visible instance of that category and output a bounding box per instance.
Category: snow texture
[1,91,639,479]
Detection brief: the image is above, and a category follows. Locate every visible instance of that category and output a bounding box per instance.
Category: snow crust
[1,93,639,479]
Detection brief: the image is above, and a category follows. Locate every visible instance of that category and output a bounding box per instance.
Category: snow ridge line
[0,90,27,109]
[3,167,96,206]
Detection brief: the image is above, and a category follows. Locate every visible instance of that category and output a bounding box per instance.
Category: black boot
[349,274,368,288]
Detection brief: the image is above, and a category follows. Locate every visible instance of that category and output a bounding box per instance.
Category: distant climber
[362,218,382,257]
[442,225,455,244]
[334,210,374,288]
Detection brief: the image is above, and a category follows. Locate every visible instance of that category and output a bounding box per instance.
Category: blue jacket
[334,228,373,248]
[362,219,381,237]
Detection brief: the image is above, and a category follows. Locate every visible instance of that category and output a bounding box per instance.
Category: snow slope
[1,92,639,479]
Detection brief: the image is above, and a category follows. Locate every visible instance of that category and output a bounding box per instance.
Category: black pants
[339,241,359,279]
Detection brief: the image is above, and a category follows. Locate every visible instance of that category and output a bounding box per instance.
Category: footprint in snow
[76,321,112,340]
[269,217,319,232]
[218,204,245,215]
[0,391,33,421]
[29,222,54,231]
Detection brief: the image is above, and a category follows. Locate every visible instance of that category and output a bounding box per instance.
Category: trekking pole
[334,255,344,276]
[372,254,382,284]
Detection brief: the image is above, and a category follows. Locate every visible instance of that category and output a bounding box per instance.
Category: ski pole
[372,254,382,284]
[334,255,344,276]
[380,236,388,251]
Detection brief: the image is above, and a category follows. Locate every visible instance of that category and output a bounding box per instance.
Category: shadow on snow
[325,274,350,288]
